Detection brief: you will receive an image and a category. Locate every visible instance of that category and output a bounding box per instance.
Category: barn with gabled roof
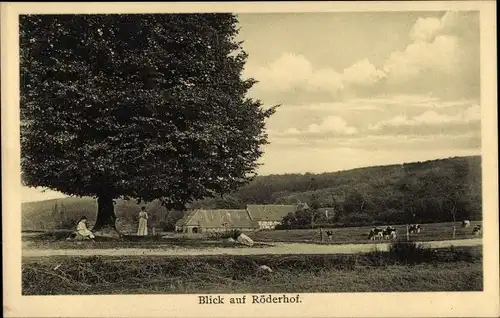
[175,209,258,234]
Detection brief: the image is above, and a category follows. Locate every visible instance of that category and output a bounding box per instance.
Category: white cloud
[245,12,477,100]
[246,53,314,92]
[383,35,462,82]
[370,104,481,130]
[270,115,358,137]
[462,104,481,121]
[410,16,442,42]
[244,53,345,94]
[308,68,344,93]
[284,127,300,134]
[245,53,384,96]
[307,116,358,135]
[409,11,477,43]
[342,58,387,87]
[383,11,476,84]
[273,95,478,114]
[439,11,479,40]
[346,94,441,107]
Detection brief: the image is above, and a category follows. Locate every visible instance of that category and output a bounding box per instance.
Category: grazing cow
[472,224,482,235]
[409,224,421,234]
[325,230,333,241]
[383,226,397,240]
[462,220,471,228]
[368,228,384,240]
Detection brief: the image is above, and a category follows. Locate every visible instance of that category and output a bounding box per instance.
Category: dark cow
[383,226,397,240]
[409,224,421,234]
[325,230,333,241]
[368,228,384,240]
[472,224,482,235]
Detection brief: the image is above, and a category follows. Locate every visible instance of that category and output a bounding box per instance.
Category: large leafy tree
[20,14,276,232]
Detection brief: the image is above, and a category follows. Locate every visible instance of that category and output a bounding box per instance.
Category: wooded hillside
[22,156,482,231]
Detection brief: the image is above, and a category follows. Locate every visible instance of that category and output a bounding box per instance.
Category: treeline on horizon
[192,155,482,228]
[22,156,482,231]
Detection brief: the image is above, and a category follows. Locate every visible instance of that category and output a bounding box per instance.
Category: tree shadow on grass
[22,231,273,249]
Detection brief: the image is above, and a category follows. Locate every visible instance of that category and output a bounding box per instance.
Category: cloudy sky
[236,11,481,176]
[21,10,481,202]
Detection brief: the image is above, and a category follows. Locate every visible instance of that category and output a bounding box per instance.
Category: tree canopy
[20,14,276,230]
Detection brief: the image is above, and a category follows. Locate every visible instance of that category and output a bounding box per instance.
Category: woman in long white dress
[137,207,148,236]
[76,216,95,240]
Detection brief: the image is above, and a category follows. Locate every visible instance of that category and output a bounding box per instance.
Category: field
[22,221,482,252]
[21,220,483,294]
[250,221,483,244]
[22,245,482,295]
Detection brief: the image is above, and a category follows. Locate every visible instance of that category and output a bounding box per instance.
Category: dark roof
[179,209,258,229]
[246,205,298,222]
[175,211,195,227]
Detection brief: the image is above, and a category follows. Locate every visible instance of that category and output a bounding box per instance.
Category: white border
[2,2,498,317]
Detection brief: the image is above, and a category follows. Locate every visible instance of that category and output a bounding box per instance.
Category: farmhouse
[246,204,307,230]
[174,209,258,234]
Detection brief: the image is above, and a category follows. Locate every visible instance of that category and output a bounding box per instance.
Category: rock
[258,265,273,273]
[236,233,254,246]
[227,237,236,243]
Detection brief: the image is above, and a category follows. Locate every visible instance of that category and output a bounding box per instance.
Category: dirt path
[22,238,482,258]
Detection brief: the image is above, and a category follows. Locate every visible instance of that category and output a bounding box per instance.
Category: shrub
[388,240,436,264]
[158,221,170,232]
[224,229,242,240]
[205,229,242,240]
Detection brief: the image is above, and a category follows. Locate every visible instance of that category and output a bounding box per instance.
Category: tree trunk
[92,195,121,237]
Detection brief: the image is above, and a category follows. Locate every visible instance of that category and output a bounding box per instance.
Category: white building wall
[258,220,280,230]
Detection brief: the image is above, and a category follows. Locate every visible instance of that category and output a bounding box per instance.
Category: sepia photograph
[2,1,499,317]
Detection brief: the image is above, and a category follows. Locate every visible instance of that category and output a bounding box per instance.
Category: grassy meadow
[20,156,483,295]
[22,244,483,295]
[250,221,483,244]
[22,220,482,251]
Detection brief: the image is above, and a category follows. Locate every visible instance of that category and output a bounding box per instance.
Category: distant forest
[22,156,482,231]
[191,156,482,227]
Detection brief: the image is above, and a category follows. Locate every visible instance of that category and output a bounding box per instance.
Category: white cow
[472,224,482,236]
[409,224,421,234]
[462,220,471,228]
[383,226,397,240]
[368,228,384,240]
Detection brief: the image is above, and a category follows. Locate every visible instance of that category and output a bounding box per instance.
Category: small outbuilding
[246,204,303,230]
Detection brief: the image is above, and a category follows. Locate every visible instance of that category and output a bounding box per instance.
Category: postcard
[2,1,498,317]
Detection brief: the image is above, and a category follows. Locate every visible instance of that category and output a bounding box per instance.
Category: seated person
[68,216,95,241]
